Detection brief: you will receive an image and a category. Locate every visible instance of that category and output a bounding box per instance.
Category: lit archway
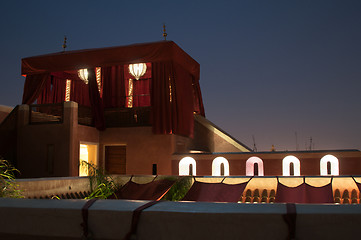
[320,155,339,176]
[246,157,264,176]
[212,157,230,176]
[282,155,300,176]
[179,157,196,176]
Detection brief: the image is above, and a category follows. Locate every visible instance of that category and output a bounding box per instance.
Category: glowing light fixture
[179,157,196,176]
[78,69,89,84]
[212,157,230,176]
[128,63,147,80]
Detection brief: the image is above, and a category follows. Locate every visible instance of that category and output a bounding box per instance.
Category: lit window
[320,155,339,176]
[246,157,264,176]
[96,67,102,93]
[212,157,230,176]
[65,79,71,101]
[282,156,301,176]
[179,157,196,176]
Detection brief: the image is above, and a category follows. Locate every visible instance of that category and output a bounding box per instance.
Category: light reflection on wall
[179,157,196,176]
[320,154,339,176]
[246,156,264,176]
[212,157,230,176]
[282,155,301,176]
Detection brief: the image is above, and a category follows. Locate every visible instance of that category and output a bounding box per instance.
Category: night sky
[1,1,360,151]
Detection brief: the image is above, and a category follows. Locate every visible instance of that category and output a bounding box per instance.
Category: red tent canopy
[21,41,204,137]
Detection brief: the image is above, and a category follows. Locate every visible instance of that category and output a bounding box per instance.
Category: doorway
[104,145,126,174]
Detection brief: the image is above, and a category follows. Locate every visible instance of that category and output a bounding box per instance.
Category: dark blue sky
[1,0,360,151]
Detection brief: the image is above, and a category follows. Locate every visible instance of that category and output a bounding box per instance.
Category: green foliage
[81,161,119,199]
[162,177,192,201]
[0,158,23,198]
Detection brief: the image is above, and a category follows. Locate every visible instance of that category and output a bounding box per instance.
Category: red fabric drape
[110,179,175,200]
[193,79,205,116]
[151,61,195,137]
[102,65,126,108]
[22,73,50,104]
[70,79,90,106]
[88,68,105,130]
[37,76,66,104]
[275,181,334,204]
[151,61,173,135]
[182,181,249,202]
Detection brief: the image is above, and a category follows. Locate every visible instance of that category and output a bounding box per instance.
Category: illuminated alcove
[246,157,264,176]
[212,157,230,176]
[282,155,301,176]
[320,154,339,176]
[79,143,98,176]
[179,157,196,176]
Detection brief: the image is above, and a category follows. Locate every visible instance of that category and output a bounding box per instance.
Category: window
[212,157,229,176]
[320,155,339,176]
[179,157,196,176]
[246,157,264,176]
[282,156,300,176]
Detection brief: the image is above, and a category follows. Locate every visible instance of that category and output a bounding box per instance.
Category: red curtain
[110,178,175,200]
[22,73,50,104]
[88,68,105,130]
[151,61,195,138]
[70,79,90,106]
[275,181,334,203]
[193,79,205,116]
[37,76,66,104]
[102,65,126,108]
[182,181,248,202]
[151,61,173,135]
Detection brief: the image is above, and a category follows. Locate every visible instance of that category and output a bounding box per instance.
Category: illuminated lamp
[78,69,89,84]
[128,63,147,80]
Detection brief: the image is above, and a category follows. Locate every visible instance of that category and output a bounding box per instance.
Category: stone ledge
[1,199,361,239]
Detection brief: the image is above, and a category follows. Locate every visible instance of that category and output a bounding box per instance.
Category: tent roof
[21,41,200,79]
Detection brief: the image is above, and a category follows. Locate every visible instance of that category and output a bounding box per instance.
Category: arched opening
[320,155,339,176]
[282,156,300,176]
[179,157,196,176]
[212,157,230,176]
[327,162,331,175]
[290,162,295,176]
[220,163,225,176]
[254,163,259,176]
[246,157,264,176]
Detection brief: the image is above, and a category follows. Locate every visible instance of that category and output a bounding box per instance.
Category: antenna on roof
[163,24,167,41]
[62,36,67,52]
[252,135,257,152]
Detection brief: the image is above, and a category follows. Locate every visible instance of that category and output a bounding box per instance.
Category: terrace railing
[29,103,63,124]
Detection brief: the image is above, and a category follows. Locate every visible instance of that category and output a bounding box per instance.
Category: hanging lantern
[78,69,89,84]
[128,63,147,80]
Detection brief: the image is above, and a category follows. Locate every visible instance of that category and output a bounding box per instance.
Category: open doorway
[79,143,98,176]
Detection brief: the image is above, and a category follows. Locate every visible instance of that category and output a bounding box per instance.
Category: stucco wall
[99,127,176,175]
[172,150,361,176]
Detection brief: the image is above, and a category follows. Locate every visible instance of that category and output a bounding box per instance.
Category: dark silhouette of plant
[162,176,192,201]
[80,161,119,199]
[0,158,23,198]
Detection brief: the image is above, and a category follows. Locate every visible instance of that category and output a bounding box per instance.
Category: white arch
[212,157,230,176]
[246,156,264,176]
[179,157,196,176]
[320,154,339,176]
[282,155,301,176]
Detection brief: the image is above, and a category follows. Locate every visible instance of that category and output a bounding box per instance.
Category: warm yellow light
[65,79,71,101]
[128,63,147,80]
[79,144,89,176]
[78,69,89,84]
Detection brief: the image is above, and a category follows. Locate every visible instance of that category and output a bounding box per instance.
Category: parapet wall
[1,199,361,240]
